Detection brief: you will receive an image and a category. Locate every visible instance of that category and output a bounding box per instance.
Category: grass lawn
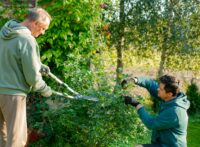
[187,115,200,147]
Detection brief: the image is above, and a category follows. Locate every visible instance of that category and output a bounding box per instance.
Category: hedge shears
[48,72,98,102]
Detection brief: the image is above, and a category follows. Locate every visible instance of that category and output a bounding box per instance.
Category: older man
[122,75,190,147]
[0,7,52,147]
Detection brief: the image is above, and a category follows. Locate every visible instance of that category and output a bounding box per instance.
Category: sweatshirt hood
[0,19,31,40]
[164,92,190,110]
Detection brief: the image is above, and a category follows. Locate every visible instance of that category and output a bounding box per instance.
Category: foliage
[102,49,160,70]
[186,83,200,114]
[22,0,149,146]
[166,53,200,71]
[2,0,200,146]
[37,1,98,70]
[0,5,10,27]
[109,0,200,76]
[28,84,149,146]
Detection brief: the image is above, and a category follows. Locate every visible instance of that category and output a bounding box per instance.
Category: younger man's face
[157,83,170,101]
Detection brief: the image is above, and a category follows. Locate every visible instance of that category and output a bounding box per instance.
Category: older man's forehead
[45,17,50,26]
[38,19,50,29]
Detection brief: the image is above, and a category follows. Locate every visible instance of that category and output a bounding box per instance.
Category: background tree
[110,0,200,78]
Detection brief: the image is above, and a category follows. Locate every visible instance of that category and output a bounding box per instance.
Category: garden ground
[187,115,200,147]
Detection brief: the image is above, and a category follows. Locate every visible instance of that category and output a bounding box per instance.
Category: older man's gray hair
[27,7,51,24]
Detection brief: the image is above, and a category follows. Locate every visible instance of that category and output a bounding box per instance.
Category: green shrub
[186,83,200,115]
[28,84,148,147]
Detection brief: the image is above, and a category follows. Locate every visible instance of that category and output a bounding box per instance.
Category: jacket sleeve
[20,37,49,93]
[137,77,160,100]
[137,107,178,130]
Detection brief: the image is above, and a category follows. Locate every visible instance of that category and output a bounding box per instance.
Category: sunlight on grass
[187,115,200,147]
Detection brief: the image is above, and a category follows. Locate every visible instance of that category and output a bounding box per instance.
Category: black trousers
[134,144,162,147]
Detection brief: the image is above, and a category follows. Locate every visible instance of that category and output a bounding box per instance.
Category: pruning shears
[48,72,98,102]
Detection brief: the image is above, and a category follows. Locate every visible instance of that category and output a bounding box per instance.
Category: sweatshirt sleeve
[19,37,49,93]
[137,107,178,130]
[137,77,160,100]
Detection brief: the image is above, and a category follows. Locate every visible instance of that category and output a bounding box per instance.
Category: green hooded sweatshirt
[136,77,190,147]
[0,20,49,96]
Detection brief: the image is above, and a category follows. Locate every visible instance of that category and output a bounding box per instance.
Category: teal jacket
[136,77,190,147]
[0,20,49,96]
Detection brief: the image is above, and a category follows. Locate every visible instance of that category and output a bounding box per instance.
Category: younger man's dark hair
[159,75,180,96]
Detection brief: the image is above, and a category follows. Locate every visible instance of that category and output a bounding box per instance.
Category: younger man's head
[157,75,180,101]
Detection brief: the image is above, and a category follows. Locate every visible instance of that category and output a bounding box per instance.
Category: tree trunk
[157,0,174,77]
[116,0,125,84]
[158,48,167,77]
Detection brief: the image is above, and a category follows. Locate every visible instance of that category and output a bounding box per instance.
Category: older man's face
[31,19,50,37]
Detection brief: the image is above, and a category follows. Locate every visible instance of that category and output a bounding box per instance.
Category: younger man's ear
[167,92,173,97]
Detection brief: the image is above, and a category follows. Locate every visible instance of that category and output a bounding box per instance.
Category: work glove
[123,95,140,107]
[40,64,50,76]
[121,77,137,88]
[41,86,52,97]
